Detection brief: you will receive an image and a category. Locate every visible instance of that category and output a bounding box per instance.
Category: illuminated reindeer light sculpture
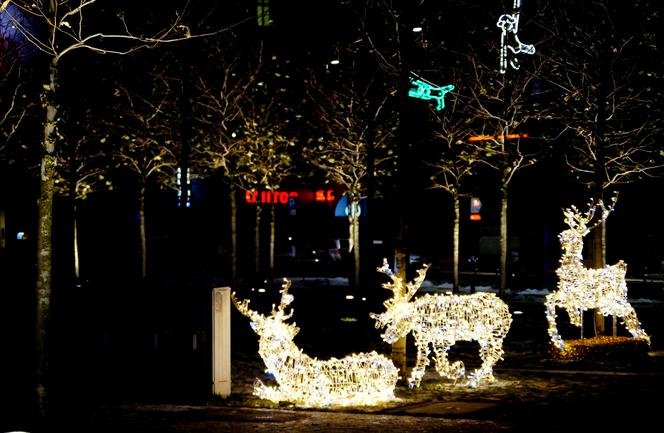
[545,198,650,350]
[371,261,512,388]
[232,279,398,407]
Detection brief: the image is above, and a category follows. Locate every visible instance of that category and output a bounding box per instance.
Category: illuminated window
[257,0,271,27]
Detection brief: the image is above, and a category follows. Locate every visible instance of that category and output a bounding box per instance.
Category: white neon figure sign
[497,0,535,74]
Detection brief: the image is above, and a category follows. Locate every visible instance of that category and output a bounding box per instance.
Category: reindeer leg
[253,378,284,403]
[432,340,465,382]
[470,338,503,387]
[619,304,651,345]
[545,293,565,350]
[408,339,431,388]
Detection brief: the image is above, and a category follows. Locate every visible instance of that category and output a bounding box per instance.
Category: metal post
[212,287,231,396]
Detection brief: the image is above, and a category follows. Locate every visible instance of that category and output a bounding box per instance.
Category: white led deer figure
[545,197,650,350]
[232,279,398,407]
[371,261,512,388]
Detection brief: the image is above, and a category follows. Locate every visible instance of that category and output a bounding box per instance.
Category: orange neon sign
[315,189,335,202]
[468,133,529,142]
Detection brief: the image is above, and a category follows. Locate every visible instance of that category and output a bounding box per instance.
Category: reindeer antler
[270,278,295,322]
[406,263,430,300]
[563,192,619,235]
[376,258,430,304]
[232,278,297,325]
[232,292,263,324]
[596,193,619,223]
[376,259,404,307]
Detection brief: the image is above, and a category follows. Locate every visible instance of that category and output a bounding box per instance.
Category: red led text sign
[245,189,336,204]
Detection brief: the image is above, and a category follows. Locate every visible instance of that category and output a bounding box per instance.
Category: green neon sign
[408,76,454,110]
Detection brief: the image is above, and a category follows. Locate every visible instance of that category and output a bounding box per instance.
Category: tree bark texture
[230,186,237,287]
[269,205,275,274]
[453,193,460,293]
[139,185,147,279]
[592,220,607,335]
[392,245,408,380]
[349,199,361,288]
[499,186,508,297]
[254,205,261,274]
[74,204,80,280]
[36,60,58,418]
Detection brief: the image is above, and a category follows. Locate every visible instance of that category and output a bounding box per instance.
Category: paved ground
[4,284,663,433]
[19,350,664,433]
[32,363,663,433]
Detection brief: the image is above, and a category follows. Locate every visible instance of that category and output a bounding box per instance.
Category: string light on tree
[371,260,512,388]
[233,279,398,407]
[497,0,535,74]
[545,196,650,350]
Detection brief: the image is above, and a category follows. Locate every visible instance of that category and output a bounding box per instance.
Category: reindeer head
[232,278,299,342]
[559,194,618,260]
[370,259,430,344]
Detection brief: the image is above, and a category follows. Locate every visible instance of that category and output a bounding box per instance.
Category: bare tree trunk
[74,202,80,280]
[269,204,275,274]
[230,185,237,287]
[499,185,508,297]
[36,59,58,419]
[452,193,460,293]
[349,199,361,288]
[592,220,607,336]
[392,243,408,379]
[139,184,147,279]
[593,35,610,338]
[255,205,261,274]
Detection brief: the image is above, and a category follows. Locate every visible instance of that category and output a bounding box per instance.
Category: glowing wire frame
[233,279,399,407]
[545,197,650,350]
[497,0,535,74]
[408,74,454,111]
[371,260,512,388]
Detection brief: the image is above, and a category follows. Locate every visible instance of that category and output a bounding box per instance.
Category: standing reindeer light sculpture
[545,197,650,350]
[232,279,399,407]
[371,260,512,388]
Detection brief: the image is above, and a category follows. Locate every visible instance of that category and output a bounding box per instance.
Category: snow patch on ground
[272,276,661,303]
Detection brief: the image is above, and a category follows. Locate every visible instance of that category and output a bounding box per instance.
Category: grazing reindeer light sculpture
[545,197,650,350]
[371,260,512,388]
[232,279,398,407]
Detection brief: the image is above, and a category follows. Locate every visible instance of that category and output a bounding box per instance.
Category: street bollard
[212,287,231,396]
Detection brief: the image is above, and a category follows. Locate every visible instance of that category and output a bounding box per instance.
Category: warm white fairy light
[545,198,650,350]
[232,279,398,407]
[497,0,535,74]
[371,260,512,388]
